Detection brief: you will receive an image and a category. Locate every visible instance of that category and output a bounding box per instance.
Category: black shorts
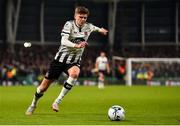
[98,70,107,75]
[45,60,80,80]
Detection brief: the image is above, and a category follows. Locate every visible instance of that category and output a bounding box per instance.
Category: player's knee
[99,76,104,81]
[68,66,80,78]
[69,73,79,78]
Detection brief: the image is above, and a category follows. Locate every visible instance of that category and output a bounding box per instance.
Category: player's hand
[99,28,108,35]
[91,68,98,73]
[80,41,88,47]
[107,69,110,74]
[74,41,88,48]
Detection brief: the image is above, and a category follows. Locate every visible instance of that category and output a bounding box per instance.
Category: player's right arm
[61,21,88,48]
[95,57,99,71]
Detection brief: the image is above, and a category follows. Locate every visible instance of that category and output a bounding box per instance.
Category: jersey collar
[74,20,85,32]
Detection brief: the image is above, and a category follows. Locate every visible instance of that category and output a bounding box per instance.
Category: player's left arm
[98,28,108,35]
[90,24,108,35]
[106,60,110,74]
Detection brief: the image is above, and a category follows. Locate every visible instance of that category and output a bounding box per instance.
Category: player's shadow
[34,113,68,118]
[122,119,132,122]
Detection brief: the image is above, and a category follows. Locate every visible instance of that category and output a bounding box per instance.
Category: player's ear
[74,14,77,20]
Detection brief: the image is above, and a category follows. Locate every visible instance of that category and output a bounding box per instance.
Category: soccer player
[95,51,110,89]
[25,6,108,115]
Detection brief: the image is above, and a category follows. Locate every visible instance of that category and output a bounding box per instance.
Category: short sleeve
[61,21,72,36]
[96,57,100,63]
[89,23,101,32]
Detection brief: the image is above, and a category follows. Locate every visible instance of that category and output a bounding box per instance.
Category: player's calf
[52,77,77,112]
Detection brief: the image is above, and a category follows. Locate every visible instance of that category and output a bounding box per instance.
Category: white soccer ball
[108,105,125,121]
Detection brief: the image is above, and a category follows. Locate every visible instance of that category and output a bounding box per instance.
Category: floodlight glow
[24,42,32,47]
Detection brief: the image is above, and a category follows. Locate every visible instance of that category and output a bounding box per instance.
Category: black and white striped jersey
[54,20,100,65]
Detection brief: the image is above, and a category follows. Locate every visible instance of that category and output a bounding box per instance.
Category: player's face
[74,13,88,27]
[100,52,105,57]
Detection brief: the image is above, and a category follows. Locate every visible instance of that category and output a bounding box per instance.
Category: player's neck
[74,20,84,28]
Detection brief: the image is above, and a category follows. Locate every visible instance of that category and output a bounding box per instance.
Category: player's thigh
[67,66,80,78]
[99,73,104,78]
[99,71,105,78]
[45,60,64,80]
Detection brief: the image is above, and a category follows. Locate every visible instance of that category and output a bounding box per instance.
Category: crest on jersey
[84,32,88,35]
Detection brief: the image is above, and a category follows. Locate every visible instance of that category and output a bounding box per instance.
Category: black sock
[64,82,73,90]
[35,92,43,98]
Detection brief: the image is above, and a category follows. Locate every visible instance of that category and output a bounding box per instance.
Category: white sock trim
[37,87,41,94]
[67,77,77,85]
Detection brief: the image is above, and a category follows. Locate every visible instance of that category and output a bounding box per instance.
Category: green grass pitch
[0,85,180,125]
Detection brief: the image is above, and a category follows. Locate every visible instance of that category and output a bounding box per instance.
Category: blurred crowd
[1,44,180,85]
[114,46,180,83]
[0,45,55,86]
[0,45,104,86]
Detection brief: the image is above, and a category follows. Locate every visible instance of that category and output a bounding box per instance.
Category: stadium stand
[0,0,180,85]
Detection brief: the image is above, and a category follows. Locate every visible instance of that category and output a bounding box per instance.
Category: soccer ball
[108,105,125,121]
